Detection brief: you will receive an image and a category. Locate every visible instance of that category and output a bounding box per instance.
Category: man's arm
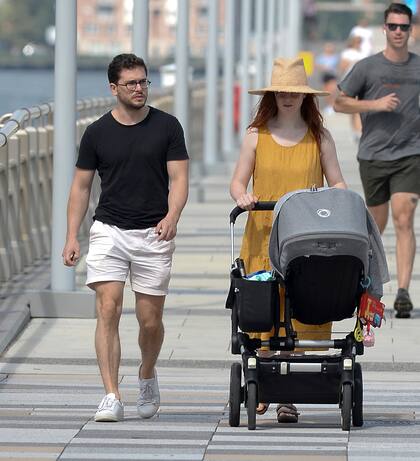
[155,159,189,241]
[334,90,400,114]
[62,168,95,266]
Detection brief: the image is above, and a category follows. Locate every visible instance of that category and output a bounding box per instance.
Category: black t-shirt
[76,107,189,229]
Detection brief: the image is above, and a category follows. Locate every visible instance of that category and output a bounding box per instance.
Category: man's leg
[367,202,389,234]
[93,281,125,399]
[390,192,418,290]
[135,293,165,378]
[135,292,165,418]
[359,159,390,234]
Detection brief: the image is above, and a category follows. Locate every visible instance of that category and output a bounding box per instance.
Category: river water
[0,68,162,116]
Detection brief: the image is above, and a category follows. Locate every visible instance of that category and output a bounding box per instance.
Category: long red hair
[248,92,325,150]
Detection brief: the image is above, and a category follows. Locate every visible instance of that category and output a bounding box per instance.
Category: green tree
[0,0,55,52]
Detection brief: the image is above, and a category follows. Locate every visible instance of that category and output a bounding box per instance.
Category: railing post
[7,134,23,276]
[0,143,10,281]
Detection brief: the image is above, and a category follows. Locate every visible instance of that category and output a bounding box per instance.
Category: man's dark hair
[107,53,148,84]
[384,3,412,23]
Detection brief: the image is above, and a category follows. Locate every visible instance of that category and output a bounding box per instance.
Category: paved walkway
[0,111,419,460]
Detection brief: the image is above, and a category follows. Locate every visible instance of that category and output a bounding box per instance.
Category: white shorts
[86,220,175,296]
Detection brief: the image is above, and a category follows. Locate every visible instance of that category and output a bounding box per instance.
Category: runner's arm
[334,90,400,114]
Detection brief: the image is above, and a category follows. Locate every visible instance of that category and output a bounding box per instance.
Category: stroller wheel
[352,363,363,427]
[229,362,242,427]
[247,382,257,430]
[341,383,352,431]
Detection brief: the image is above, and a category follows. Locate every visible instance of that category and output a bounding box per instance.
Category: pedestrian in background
[339,34,364,142]
[315,42,339,114]
[349,16,374,58]
[62,53,189,421]
[334,3,420,318]
[230,57,346,422]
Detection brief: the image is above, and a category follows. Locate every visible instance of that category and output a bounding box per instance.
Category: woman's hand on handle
[236,193,259,210]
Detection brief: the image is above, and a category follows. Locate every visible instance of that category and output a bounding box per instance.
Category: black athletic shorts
[359,155,420,207]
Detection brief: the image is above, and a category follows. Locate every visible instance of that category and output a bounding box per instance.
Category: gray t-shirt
[338,52,420,161]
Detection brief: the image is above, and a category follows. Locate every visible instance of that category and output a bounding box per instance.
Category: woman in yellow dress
[230,57,347,423]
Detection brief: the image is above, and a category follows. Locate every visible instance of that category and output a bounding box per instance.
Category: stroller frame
[226,202,365,431]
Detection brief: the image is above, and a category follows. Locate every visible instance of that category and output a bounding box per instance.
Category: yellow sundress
[239,125,332,341]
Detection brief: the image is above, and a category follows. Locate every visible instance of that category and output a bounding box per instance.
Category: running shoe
[394,288,413,319]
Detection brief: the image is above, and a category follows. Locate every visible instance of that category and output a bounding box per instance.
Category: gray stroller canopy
[269,188,389,298]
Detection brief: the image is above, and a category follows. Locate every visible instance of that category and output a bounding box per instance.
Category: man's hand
[375,93,400,112]
[62,238,80,266]
[236,193,259,211]
[155,215,178,241]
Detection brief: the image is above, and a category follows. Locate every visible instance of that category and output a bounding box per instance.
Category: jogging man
[62,53,189,420]
[334,3,420,318]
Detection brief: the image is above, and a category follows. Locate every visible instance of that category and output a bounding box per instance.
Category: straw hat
[248,57,329,96]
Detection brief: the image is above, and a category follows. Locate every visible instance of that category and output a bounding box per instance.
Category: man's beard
[121,95,147,111]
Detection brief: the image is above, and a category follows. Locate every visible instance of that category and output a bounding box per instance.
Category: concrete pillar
[265,0,275,82]
[222,0,235,156]
[254,0,265,90]
[276,0,286,57]
[286,0,302,58]
[203,0,219,168]
[175,0,189,148]
[28,0,96,318]
[51,0,77,292]
[239,0,251,137]
[132,0,149,61]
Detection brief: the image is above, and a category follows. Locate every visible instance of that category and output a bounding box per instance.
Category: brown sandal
[256,403,269,415]
[276,403,300,423]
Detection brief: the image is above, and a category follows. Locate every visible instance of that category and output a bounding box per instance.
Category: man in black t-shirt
[62,54,189,421]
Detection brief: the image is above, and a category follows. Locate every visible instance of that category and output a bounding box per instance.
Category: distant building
[77,0,132,56]
[77,0,225,59]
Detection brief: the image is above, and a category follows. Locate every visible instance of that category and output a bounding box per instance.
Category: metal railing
[0,98,114,283]
[0,84,206,285]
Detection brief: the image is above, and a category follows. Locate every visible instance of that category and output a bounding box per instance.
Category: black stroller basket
[225,201,366,431]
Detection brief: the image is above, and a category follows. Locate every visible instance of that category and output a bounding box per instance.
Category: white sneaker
[137,369,160,418]
[94,393,124,422]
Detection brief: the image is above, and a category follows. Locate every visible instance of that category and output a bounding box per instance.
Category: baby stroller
[225,187,389,430]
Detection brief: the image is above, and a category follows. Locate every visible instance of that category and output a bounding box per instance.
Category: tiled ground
[0,367,419,460]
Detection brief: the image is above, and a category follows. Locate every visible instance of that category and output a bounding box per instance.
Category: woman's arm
[320,128,347,189]
[230,128,259,210]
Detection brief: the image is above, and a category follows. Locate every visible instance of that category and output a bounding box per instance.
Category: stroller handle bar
[229,201,277,224]
[230,201,276,266]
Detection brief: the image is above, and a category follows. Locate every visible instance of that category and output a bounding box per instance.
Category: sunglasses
[386,23,410,32]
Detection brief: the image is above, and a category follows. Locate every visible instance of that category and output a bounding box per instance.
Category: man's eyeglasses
[117,79,151,91]
[386,23,410,32]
